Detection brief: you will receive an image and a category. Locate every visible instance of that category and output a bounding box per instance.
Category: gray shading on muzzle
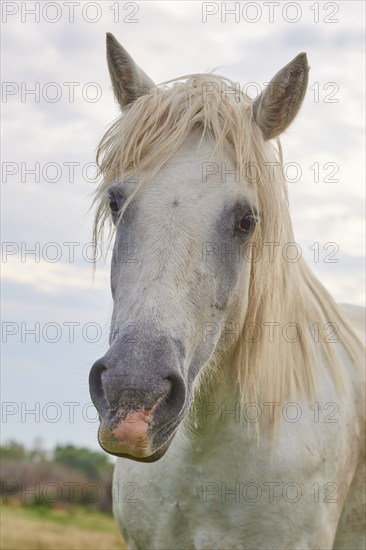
[89,326,187,449]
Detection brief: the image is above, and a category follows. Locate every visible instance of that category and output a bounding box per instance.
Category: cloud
[2,256,108,294]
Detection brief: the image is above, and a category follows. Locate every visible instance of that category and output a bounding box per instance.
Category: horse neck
[184,349,246,441]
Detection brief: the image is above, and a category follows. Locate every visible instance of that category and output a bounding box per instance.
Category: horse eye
[239,214,256,233]
[109,200,119,213]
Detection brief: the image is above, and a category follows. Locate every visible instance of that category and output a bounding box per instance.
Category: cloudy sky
[1,0,365,451]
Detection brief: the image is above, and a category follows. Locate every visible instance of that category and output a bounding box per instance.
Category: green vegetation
[0,441,127,549]
[53,444,112,480]
[0,440,114,512]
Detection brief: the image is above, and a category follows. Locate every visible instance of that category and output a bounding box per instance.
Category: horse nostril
[89,359,109,414]
[162,371,186,415]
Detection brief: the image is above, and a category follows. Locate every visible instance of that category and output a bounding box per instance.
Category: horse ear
[106,33,155,109]
[252,52,309,140]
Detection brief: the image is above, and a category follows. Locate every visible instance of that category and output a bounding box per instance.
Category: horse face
[89,133,258,461]
[89,34,309,460]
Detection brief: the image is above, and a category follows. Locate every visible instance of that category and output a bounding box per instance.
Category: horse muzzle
[89,331,187,461]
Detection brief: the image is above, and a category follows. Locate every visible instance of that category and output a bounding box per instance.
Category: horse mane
[94,74,363,414]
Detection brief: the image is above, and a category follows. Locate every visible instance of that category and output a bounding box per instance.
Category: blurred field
[0,504,127,550]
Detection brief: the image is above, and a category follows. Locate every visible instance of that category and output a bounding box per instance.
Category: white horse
[89,33,365,549]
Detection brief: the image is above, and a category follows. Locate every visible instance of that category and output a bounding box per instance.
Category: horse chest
[113,404,359,550]
[113,450,258,549]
